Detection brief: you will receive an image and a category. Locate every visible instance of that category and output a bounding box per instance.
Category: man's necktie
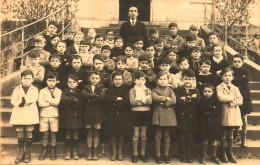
[132,20,135,26]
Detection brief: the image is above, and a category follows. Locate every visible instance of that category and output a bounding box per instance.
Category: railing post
[21,28,25,67]
[245,22,248,58]
[62,7,65,40]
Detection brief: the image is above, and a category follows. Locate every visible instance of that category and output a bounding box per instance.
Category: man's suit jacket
[120,20,148,44]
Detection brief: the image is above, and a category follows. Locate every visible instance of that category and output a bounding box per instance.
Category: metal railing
[0,1,76,77]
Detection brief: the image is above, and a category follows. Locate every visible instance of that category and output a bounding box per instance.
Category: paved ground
[1,153,260,165]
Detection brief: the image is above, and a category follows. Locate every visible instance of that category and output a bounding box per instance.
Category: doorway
[119,0,150,21]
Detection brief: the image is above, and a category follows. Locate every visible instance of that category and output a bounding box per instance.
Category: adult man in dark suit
[120,6,148,45]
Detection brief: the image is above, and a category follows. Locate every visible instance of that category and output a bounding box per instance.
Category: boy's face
[134,40,143,50]
[179,60,190,71]
[94,59,104,71]
[106,31,115,41]
[190,29,199,36]
[74,35,83,43]
[29,57,40,66]
[88,29,96,38]
[21,75,33,87]
[145,46,155,58]
[232,57,243,69]
[191,50,201,60]
[89,74,100,86]
[186,41,196,48]
[159,64,170,72]
[80,44,90,53]
[67,32,75,40]
[115,39,123,48]
[167,51,177,61]
[116,61,126,71]
[221,71,234,84]
[213,46,222,58]
[203,87,214,99]
[155,43,163,52]
[57,42,66,54]
[46,78,57,89]
[47,24,58,35]
[182,75,193,88]
[139,60,149,70]
[95,37,104,48]
[35,41,45,50]
[200,63,211,74]
[209,35,218,45]
[49,58,61,69]
[157,74,168,87]
[51,37,60,46]
[124,47,134,57]
[128,7,139,19]
[101,49,111,58]
[169,27,178,36]
[151,32,159,39]
[71,58,82,70]
[113,75,124,87]
[135,77,146,87]
[67,78,78,89]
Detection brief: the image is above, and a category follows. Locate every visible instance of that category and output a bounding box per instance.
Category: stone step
[1,96,12,108]
[248,112,260,125]
[0,107,11,123]
[239,125,260,141]
[249,81,260,90]
[1,138,260,158]
[252,100,260,112]
[250,90,260,98]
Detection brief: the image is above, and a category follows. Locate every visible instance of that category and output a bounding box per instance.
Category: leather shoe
[132,155,138,163]
[141,155,148,162]
[155,156,162,164]
[164,156,170,163]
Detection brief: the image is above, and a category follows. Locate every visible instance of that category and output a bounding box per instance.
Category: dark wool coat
[232,67,253,114]
[104,84,131,135]
[111,47,125,59]
[63,39,74,48]
[209,56,229,75]
[178,44,193,59]
[196,73,219,92]
[82,83,106,125]
[198,94,221,139]
[120,20,148,44]
[59,88,84,129]
[175,86,201,133]
[66,45,79,55]
[67,67,88,90]
[59,53,72,73]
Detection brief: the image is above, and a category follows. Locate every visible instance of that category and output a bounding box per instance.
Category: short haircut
[212,44,223,52]
[201,58,211,65]
[156,71,168,80]
[220,67,234,76]
[51,35,60,40]
[133,36,143,43]
[88,70,100,77]
[149,28,159,35]
[133,70,145,80]
[114,36,124,43]
[74,31,84,36]
[101,45,111,51]
[106,29,115,35]
[154,38,163,45]
[159,57,171,65]
[93,54,103,63]
[95,35,103,40]
[182,68,195,77]
[65,27,75,34]
[46,72,58,80]
[189,24,199,31]
[67,74,78,82]
[232,54,244,61]
[166,48,177,55]
[139,55,150,63]
[168,22,178,29]
[48,21,58,28]
[57,41,67,47]
[208,32,218,38]
[34,35,46,43]
[71,55,82,62]
[80,40,91,45]
[202,83,215,93]
[145,42,155,50]
[191,46,201,53]
[116,55,126,63]
[111,71,124,80]
[49,54,61,61]
[28,50,40,58]
[177,57,189,65]
[124,43,135,50]
[129,5,138,12]
[186,35,196,42]
[21,69,34,78]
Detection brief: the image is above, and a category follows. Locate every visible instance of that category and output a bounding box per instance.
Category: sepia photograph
[0,0,260,164]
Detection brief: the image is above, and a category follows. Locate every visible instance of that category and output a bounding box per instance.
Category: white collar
[199,72,212,75]
[213,56,223,63]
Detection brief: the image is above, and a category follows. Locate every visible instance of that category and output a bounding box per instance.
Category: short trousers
[15,125,34,132]
[131,111,151,127]
[85,123,101,129]
[39,117,59,132]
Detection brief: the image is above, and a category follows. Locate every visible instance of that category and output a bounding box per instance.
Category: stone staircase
[1,24,260,159]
